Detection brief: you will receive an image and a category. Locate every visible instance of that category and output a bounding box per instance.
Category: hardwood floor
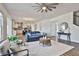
[58,39,79,56]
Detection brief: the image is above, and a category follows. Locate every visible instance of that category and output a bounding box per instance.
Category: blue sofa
[25,31,46,42]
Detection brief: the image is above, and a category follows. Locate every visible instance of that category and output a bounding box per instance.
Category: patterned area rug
[27,40,74,56]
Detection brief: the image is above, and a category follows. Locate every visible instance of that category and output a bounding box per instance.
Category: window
[7,17,12,36]
[0,12,3,41]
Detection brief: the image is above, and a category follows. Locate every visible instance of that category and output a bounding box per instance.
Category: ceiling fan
[32,3,59,13]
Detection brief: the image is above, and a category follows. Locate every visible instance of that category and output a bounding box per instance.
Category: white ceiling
[3,3,79,22]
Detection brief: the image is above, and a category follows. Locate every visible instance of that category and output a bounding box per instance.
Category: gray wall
[36,12,79,43]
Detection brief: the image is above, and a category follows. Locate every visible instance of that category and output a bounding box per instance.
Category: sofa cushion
[25,31,46,42]
[31,31,40,34]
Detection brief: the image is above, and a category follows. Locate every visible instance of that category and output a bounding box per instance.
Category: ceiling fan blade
[50,3,59,5]
[42,3,46,5]
[33,7,39,10]
[32,3,58,13]
[45,9,47,12]
[35,3,41,6]
[47,8,52,11]
[37,8,42,12]
[41,9,44,13]
[32,6,40,7]
[50,6,56,9]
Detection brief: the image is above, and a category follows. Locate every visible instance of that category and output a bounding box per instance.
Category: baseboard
[60,39,79,44]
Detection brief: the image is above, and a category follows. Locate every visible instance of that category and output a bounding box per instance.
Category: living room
[1,3,79,56]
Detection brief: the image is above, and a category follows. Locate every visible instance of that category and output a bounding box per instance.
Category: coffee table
[39,38,51,46]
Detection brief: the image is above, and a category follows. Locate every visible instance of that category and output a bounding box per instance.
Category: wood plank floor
[58,39,79,56]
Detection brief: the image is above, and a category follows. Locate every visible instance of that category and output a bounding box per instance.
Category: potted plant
[7,35,18,43]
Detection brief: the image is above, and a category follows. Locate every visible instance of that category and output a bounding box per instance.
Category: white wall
[36,12,79,43]
[50,12,73,41]
[35,18,58,36]
[0,4,11,40]
[7,17,12,36]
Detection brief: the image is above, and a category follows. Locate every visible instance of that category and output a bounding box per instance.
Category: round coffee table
[39,38,51,46]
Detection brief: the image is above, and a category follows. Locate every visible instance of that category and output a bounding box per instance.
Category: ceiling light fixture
[42,6,47,10]
[32,3,59,13]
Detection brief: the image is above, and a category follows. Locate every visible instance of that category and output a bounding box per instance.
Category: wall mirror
[59,22,69,32]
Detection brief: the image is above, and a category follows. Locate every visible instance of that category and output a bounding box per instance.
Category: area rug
[27,40,74,56]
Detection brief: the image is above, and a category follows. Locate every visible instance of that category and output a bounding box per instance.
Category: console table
[57,32,71,42]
